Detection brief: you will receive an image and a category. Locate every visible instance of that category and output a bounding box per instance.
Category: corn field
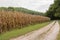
[0,11,50,33]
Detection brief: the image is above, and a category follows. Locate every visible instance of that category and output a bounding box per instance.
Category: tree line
[45,0,60,20]
[0,7,44,16]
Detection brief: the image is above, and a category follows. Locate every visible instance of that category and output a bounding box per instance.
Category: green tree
[45,0,60,20]
[8,7,14,11]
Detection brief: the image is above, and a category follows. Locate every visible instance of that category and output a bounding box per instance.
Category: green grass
[0,22,50,40]
[57,20,60,40]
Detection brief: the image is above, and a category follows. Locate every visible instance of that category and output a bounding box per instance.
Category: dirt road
[10,21,60,40]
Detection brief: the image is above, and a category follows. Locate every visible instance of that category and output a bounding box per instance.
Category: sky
[0,0,54,12]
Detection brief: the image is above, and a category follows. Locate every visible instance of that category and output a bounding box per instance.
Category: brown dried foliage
[0,11,50,33]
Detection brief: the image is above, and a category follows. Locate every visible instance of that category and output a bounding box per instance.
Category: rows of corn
[0,11,50,33]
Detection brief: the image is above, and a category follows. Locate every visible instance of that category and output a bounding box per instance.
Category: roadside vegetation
[0,21,50,40]
[0,11,50,33]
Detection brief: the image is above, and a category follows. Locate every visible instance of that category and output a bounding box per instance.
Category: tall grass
[0,11,50,33]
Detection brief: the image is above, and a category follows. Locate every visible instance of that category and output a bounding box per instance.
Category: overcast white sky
[0,0,54,12]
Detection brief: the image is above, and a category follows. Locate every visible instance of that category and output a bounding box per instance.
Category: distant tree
[0,7,7,11]
[8,7,14,11]
[0,7,44,16]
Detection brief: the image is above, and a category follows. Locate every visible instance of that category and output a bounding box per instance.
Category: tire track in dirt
[37,21,60,40]
[10,21,55,40]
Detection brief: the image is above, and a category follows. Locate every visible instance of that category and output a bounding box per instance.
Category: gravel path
[10,21,59,40]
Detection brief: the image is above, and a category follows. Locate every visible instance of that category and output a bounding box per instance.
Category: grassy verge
[57,20,60,40]
[0,22,51,40]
